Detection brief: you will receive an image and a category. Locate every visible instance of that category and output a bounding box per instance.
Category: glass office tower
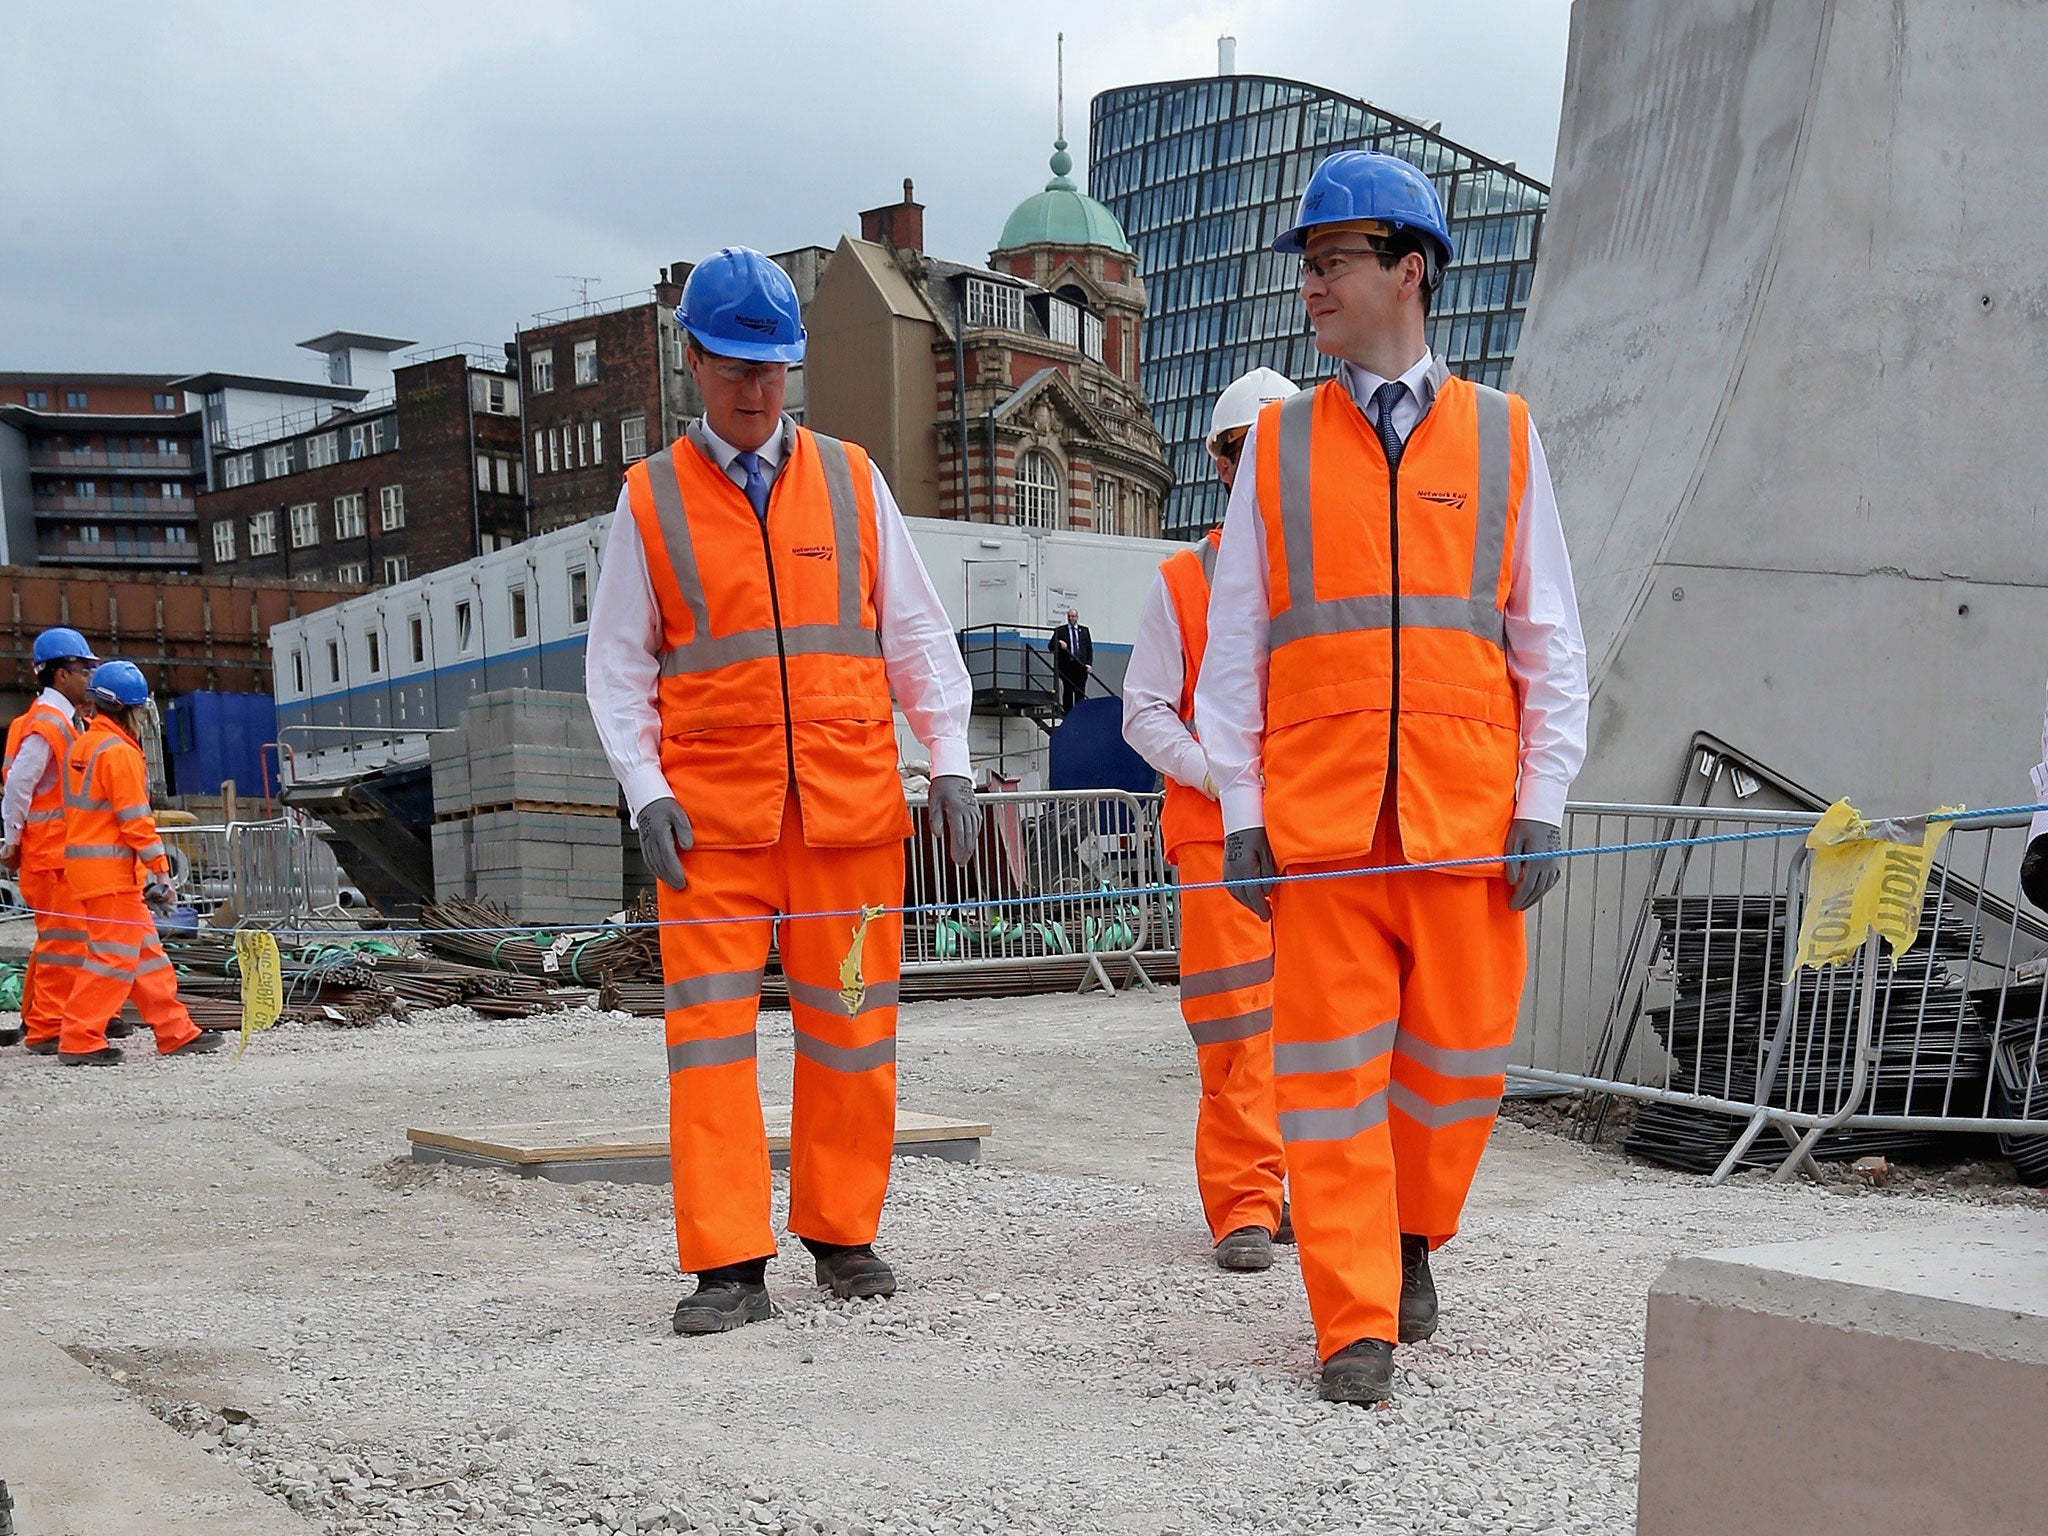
[1090,74,1549,536]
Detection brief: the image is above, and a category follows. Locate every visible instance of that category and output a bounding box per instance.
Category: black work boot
[1214,1225,1274,1272]
[672,1260,772,1336]
[105,1017,135,1039]
[164,1031,226,1058]
[805,1240,896,1300]
[23,1039,57,1057]
[1319,1338,1394,1404]
[60,1047,123,1067]
[0,1025,23,1047]
[1399,1234,1438,1343]
[1274,1201,1296,1245]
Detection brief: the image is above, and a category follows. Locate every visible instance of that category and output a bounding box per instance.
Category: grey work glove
[637,797,694,892]
[142,872,176,912]
[1504,818,1564,911]
[929,774,981,867]
[1222,827,1279,921]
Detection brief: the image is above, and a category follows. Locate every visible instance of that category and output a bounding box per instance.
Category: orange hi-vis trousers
[657,799,905,1274]
[1270,814,1525,1360]
[62,889,202,1056]
[1175,839,1286,1242]
[16,867,88,1046]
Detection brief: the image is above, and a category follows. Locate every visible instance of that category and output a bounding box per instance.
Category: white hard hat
[1208,367,1299,448]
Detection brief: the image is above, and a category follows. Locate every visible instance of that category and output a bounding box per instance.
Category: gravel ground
[0,990,2021,1535]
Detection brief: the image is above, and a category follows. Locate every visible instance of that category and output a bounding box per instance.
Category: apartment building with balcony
[0,372,206,570]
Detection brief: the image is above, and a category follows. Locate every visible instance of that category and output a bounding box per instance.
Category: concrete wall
[1515,0,2048,815]
[0,419,32,567]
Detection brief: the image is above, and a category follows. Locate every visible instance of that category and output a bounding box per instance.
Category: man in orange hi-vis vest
[60,661,220,1065]
[1196,152,1588,1404]
[586,247,979,1338]
[1123,368,1299,1274]
[1,627,98,1052]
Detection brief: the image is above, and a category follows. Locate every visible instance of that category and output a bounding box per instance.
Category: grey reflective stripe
[1198,536,1219,583]
[136,842,166,864]
[642,445,711,639]
[35,951,84,969]
[80,957,131,981]
[93,940,144,960]
[1268,381,1511,654]
[666,1032,758,1073]
[63,738,118,809]
[1394,1035,1511,1081]
[1273,1018,1397,1077]
[26,808,64,823]
[1389,1079,1501,1129]
[115,804,150,823]
[1186,1007,1272,1046]
[793,1029,897,1074]
[811,432,864,627]
[1275,388,1317,620]
[663,967,765,1011]
[1279,1091,1389,1144]
[68,844,132,860]
[784,976,901,1017]
[1470,384,1511,602]
[1180,955,1275,999]
[38,926,90,945]
[659,622,881,677]
[136,953,171,976]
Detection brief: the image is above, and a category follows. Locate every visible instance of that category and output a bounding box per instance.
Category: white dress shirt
[2030,680,2048,840]
[1195,349,1590,836]
[586,416,973,823]
[1,687,77,844]
[1121,570,1212,794]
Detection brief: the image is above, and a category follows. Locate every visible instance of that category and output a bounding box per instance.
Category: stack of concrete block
[428,688,624,923]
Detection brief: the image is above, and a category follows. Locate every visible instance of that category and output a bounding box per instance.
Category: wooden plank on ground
[407,1108,991,1169]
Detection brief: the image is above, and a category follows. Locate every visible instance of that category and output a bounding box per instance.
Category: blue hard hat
[675,247,806,363]
[31,626,98,667]
[1274,150,1455,273]
[87,660,149,708]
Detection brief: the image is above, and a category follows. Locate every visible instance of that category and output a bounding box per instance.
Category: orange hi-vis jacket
[1254,373,1529,873]
[622,421,910,850]
[63,715,170,898]
[1158,529,1225,861]
[4,699,79,875]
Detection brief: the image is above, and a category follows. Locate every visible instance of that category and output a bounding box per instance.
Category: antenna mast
[1057,32,1064,140]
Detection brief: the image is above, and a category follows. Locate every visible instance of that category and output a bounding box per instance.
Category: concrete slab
[406,1107,991,1183]
[0,1308,305,1535]
[1638,1217,2048,1536]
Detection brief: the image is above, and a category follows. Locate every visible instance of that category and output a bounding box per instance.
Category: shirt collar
[1340,348,1441,415]
[36,686,73,717]
[693,415,794,472]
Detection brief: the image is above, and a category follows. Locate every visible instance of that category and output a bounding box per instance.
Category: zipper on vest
[1386,442,1401,830]
[753,511,800,794]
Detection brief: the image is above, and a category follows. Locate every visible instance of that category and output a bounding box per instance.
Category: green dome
[996,138,1133,255]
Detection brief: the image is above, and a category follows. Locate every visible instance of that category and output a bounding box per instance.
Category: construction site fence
[1514,802,2048,1183]
[902,788,1171,995]
[161,818,351,926]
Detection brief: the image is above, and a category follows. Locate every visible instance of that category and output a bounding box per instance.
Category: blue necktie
[1371,380,1407,469]
[736,450,770,519]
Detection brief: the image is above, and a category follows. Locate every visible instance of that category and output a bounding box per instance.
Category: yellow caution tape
[234,930,284,1059]
[839,904,886,1014]
[1792,799,1961,971]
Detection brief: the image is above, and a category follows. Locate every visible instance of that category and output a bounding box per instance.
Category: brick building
[197,348,526,586]
[0,373,205,570]
[805,158,1169,535]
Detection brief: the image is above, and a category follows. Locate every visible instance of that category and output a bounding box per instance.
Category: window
[73,479,95,500]
[80,525,100,544]
[212,519,236,563]
[366,630,382,675]
[965,278,1024,331]
[476,452,491,487]
[472,373,518,415]
[409,614,425,664]
[153,392,176,411]
[347,424,366,460]
[1082,311,1104,362]
[64,390,88,410]
[159,481,180,501]
[249,509,278,555]
[157,436,178,456]
[573,338,597,386]
[1014,449,1060,529]
[368,419,389,455]
[575,421,588,467]
[327,639,341,682]
[24,389,47,409]
[1095,477,1119,534]
[306,432,339,468]
[569,566,590,626]
[531,347,555,393]
[548,430,560,474]
[532,429,545,473]
[493,455,512,494]
[166,524,190,545]
[1046,298,1080,349]
[222,454,252,489]
[509,584,529,640]
[290,502,319,548]
[263,442,295,478]
[620,414,646,462]
[379,484,405,530]
[589,420,602,466]
[333,493,365,539]
[291,650,305,693]
[336,561,367,583]
[455,600,474,651]
[383,555,408,584]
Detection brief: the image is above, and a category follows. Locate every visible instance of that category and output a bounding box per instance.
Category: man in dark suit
[1049,606,1093,711]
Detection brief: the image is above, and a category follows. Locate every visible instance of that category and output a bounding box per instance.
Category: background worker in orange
[1122,368,1299,1273]
[60,660,220,1066]
[1196,151,1588,1404]
[0,627,98,1052]
[586,248,979,1337]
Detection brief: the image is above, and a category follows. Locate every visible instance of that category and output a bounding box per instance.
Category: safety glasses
[1297,242,1393,283]
[702,356,788,387]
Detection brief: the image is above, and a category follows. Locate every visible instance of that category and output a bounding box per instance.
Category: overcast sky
[1,1,1571,380]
